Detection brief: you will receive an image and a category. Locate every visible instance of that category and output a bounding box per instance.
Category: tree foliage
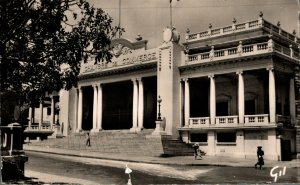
[0,0,121,101]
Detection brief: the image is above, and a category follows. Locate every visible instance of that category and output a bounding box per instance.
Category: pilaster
[76,87,83,133]
[209,75,216,125]
[237,71,245,124]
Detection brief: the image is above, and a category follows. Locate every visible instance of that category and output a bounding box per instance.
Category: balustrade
[215,116,238,126]
[185,41,298,65]
[185,18,298,45]
[188,117,210,127]
[244,114,269,125]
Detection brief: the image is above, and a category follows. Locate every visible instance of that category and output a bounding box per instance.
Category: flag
[125,164,132,174]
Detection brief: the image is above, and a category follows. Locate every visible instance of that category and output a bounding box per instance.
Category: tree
[0,0,122,123]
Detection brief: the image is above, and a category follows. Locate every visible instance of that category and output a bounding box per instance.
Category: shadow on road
[2,176,71,185]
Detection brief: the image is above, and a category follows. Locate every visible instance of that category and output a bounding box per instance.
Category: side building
[25,14,300,160]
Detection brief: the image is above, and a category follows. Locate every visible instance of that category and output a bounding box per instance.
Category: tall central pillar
[237,71,245,124]
[76,87,83,132]
[131,79,138,131]
[209,75,216,125]
[92,84,98,132]
[290,78,296,125]
[28,107,32,128]
[184,78,190,127]
[39,99,43,129]
[137,78,144,131]
[268,68,276,123]
[50,95,55,129]
[97,83,103,130]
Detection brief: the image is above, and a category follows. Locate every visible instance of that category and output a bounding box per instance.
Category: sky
[88,0,298,48]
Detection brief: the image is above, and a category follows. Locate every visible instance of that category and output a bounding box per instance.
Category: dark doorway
[281,139,291,161]
[143,76,157,129]
[102,81,133,130]
[245,100,256,115]
[216,101,228,116]
[82,86,93,130]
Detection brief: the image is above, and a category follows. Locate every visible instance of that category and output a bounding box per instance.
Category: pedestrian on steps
[86,131,91,147]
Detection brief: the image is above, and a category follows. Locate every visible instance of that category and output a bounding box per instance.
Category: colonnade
[75,78,145,132]
[182,68,283,126]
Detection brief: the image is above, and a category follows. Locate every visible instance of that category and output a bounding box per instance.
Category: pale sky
[88,0,298,48]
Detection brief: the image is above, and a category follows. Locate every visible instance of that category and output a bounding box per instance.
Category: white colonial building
[26,14,300,160]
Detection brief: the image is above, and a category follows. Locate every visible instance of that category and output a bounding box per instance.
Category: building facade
[27,15,300,160]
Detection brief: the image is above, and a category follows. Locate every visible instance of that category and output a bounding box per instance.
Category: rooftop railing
[185,17,299,44]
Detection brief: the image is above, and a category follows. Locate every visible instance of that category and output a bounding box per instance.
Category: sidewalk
[23,145,300,168]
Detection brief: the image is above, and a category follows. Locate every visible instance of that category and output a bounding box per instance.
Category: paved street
[21,151,299,184]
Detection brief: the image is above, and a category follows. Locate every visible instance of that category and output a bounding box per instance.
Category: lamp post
[157,96,162,120]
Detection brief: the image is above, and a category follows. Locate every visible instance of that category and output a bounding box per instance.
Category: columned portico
[237,71,245,124]
[209,75,216,125]
[92,85,98,132]
[97,83,103,130]
[137,78,144,131]
[268,68,276,123]
[76,87,83,132]
[184,78,190,127]
[131,79,138,131]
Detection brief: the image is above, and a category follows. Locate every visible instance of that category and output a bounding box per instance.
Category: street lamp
[157,95,162,120]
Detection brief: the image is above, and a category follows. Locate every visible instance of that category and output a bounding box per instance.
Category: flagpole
[170,0,172,28]
[119,0,121,38]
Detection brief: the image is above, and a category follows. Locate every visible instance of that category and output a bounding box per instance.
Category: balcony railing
[184,114,293,129]
[244,114,269,125]
[24,125,54,132]
[188,117,210,127]
[185,42,298,65]
[216,116,238,126]
[185,18,299,44]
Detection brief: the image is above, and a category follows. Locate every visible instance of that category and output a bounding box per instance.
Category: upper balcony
[184,14,300,45]
[182,40,300,66]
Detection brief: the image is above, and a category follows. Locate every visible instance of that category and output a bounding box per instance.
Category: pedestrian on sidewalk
[85,131,91,147]
[192,143,202,159]
[254,146,264,169]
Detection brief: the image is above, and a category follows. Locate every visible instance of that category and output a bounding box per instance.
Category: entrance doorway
[281,139,291,161]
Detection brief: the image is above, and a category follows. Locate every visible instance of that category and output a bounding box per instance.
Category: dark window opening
[217,132,236,143]
[190,133,208,142]
[47,107,51,116]
[245,100,256,115]
[216,101,228,116]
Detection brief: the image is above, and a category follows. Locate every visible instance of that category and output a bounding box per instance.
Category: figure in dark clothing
[255,146,264,169]
[192,143,202,159]
[85,131,91,147]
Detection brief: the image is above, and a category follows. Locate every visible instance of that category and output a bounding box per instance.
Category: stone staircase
[27,129,194,157]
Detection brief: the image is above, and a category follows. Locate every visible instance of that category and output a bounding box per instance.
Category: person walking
[192,143,202,159]
[255,146,264,169]
[85,131,91,147]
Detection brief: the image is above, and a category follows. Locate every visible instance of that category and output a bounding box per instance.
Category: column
[290,78,296,124]
[237,71,245,124]
[268,68,276,123]
[92,85,98,132]
[38,99,43,129]
[209,75,216,125]
[28,107,32,128]
[131,79,138,131]
[184,78,190,127]
[180,80,185,127]
[97,83,103,130]
[50,95,55,128]
[76,87,83,132]
[137,78,144,131]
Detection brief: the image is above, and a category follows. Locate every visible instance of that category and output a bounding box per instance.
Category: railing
[25,125,53,131]
[276,115,291,125]
[215,116,238,126]
[186,41,298,65]
[187,42,269,64]
[188,117,210,127]
[185,18,299,44]
[244,114,269,125]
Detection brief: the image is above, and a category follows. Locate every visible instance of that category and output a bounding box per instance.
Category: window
[47,107,51,115]
[190,133,207,142]
[217,132,236,143]
[216,101,228,116]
